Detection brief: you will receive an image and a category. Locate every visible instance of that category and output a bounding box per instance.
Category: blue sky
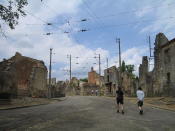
[0,0,175,80]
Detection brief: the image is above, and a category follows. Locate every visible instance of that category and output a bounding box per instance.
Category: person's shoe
[117,110,119,113]
[140,110,143,115]
[122,110,124,114]
[141,110,143,115]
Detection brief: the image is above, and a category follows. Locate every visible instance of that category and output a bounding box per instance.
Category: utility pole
[48,48,52,98]
[94,54,101,88]
[149,36,152,58]
[116,38,122,87]
[98,54,101,94]
[70,54,72,82]
[67,54,72,83]
[99,54,101,77]
[106,57,108,69]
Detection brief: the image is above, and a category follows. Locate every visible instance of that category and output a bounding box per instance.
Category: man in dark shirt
[116,86,124,114]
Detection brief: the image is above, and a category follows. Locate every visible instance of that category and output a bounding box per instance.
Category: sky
[0,0,175,80]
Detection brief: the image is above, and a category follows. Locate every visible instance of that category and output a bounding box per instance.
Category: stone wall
[153,34,175,96]
[0,52,48,98]
[51,81,66,97]
[104,66,119,96]
[139,33,175,97]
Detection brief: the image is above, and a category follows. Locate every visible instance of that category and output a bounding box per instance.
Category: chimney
[91,67,94,72]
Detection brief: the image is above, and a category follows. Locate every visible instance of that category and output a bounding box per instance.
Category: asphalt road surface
[0,96,175,131]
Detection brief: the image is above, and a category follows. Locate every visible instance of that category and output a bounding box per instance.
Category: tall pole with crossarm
[48,48,52,98]
[116,38,122,87]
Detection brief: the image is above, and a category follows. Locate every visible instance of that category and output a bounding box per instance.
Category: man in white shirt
[95,89,98,96]
[136,87,145,115]
[91,90,94,96]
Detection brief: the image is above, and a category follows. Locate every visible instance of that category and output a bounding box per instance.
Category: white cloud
[107,46,148,76]
[139,0,175,39]
[135,6,152,18]
[0,0,111,80]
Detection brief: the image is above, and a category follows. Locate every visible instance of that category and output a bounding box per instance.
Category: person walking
[91,90,94,96]
[116,86,124,114]
[95,89,98,96]
[136,87,145,115]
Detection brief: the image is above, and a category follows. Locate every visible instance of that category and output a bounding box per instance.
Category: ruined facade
[88,67,100,86]
[66,77,80,96]
[51,81,66,97]
[80,82,99,96]
[139,33,175,97]
[139,56,153,96]
[104,66,138,96]
[153,33,175,96]
[104,66,119,96]
[121,72,138,96]
[0,52,47,98]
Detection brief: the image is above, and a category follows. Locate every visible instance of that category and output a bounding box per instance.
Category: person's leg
[140,101,143,114]
[116,99,119,112]
[138,101,143,115]
[117,104,119,112]
[120,99,124,114]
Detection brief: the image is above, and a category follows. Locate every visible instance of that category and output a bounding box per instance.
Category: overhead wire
[86,16,175,31]
[81,0,105,31]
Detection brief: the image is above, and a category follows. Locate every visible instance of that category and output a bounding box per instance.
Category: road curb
[51,97,68,101]
[0,103,49,110]
[0,97,68,110]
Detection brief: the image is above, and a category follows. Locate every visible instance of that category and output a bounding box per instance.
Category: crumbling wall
[29,67,47,97]
[0,52,48,98]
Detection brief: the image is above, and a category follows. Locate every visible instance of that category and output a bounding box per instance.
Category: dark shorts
[116,98,124,104]
[138,100,143,107]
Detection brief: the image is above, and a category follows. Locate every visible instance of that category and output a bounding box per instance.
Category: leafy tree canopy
[120,60,137,79]
[121,60,126,72]
[80,78,88,82]
[0,0,28,31]
[125,64,134,74]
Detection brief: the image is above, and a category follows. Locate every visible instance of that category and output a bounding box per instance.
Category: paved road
[0,96,175,131]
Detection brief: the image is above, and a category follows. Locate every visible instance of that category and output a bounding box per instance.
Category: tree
[125,65,134,74]
[80,78,88,82]
[121,60,126,72]
[0,0,28,32]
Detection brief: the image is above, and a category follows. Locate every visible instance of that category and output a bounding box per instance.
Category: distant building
[139,56,153,96]
[88,67,100,86]
[51,81,66,97]
[104,65,138,96]
[0,52,48,98]
[104,66,119,96]
[47,78,57,87]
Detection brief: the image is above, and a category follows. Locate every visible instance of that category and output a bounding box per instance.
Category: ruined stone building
[66,77,80,96]
[104,66,138,96]
[47,78,57,87]
[0,52,48,98]
[153,33,175,96]
[121,72,138,96]
[139,56,153,96]
[88,67,100,86]
[104,66,119,96]
[51,81,66,97]
[139,33,175,96]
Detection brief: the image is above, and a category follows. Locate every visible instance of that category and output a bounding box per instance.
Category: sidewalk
[0,97,67,110]
[126,97,175,112]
